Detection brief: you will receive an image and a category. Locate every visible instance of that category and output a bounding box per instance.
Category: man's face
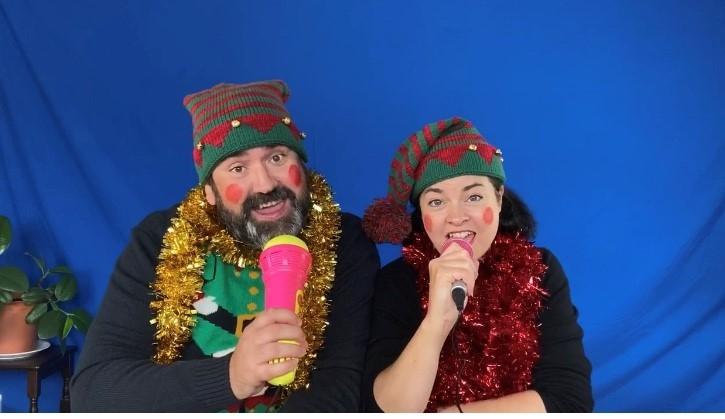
[204,145,310,249]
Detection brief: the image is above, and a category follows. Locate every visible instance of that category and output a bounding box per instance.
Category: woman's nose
[446,204,470,225]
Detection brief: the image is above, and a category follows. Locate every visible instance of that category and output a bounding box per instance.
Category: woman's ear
[496,185,505,211]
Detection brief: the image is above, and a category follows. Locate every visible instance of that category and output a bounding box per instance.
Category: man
[71,80,380,412]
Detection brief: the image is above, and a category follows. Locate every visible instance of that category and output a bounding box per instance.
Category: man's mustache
[242,186,297,219]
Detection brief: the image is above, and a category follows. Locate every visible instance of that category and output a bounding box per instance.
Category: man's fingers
[244,308,300,332]
[253,323,308,347]
[259,358,300,382]
[258,340,308,364]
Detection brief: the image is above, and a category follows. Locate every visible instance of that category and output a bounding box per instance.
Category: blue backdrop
[1,0,723,412]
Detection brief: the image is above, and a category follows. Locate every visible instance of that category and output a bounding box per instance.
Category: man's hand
[228,308,308,399]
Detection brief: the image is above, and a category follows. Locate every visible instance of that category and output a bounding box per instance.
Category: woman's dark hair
[493,179,537,240]
[411,177,537,240]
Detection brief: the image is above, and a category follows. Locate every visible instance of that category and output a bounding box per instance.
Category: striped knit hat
[362,117,505,244]
[183,80,308,183]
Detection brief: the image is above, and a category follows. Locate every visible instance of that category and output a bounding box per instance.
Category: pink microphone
[259,234,312,385]
[441,238,474,312]
[441,238,474,258]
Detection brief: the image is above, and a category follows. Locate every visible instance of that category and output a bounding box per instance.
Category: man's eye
[428,199,443,207]
[230,165,245,173]
[468,194,482,202]
[270,153,286,164]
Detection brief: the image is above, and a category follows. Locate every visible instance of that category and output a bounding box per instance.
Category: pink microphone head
[441,238,474,258]
[259,235,312,311]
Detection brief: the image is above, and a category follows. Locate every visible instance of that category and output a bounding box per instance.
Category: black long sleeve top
[362,248,593,412]
[70,207,379,412]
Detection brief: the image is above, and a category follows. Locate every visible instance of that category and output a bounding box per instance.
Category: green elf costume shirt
[191,253,279,412]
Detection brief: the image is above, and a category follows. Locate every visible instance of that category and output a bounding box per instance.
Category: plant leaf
[62,316,74,338]
[54,274,78,301]
[0,216,10,255]
[25,303,48,323]
[0,267,30,292]
[37,310,65,339]
[22,287,50,304]
[50,265,72,274]
[70,308,93,333]
[0,289,12,304]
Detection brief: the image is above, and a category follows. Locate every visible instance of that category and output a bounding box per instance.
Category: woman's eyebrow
[463,183,485,192]
[422,187,443,196]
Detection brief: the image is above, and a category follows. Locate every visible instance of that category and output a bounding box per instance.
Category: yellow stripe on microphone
[267,340,300,385]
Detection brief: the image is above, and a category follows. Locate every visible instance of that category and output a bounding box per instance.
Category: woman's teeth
[447,231,475,239]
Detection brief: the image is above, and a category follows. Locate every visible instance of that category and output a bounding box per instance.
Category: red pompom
[362,197,411,244]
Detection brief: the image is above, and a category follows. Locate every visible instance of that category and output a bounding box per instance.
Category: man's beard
[212,181,310,249]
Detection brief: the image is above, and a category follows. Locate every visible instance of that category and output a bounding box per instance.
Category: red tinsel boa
[402,232,548,412]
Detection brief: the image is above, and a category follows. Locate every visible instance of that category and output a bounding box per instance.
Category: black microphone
[441,238,474,312]
[451,280,467,311]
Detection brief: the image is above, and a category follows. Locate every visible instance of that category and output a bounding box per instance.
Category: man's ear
[204,182,216,206]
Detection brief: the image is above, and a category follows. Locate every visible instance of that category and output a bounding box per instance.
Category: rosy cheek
[288,164,302,187]
[483,207,494,225]
[224,185,244,205]
[423,214,432,232]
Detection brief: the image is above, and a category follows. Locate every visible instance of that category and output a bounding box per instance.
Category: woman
[361,117,593,412]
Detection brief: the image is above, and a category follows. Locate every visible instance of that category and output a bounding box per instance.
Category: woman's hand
[373,244,479,412]
[436,390,546,412]
[425,242,479,338]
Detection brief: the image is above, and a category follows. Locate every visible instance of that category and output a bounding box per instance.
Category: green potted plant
[0,215,92,353]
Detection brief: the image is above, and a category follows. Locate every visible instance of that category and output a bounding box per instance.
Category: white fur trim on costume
[192,295,219,315]
[213,347,235,358]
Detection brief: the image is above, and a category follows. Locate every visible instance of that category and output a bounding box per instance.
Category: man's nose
[250,166,277,194]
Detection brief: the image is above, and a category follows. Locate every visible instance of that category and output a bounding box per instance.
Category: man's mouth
[251,199,290,221]
[446,230,476,243]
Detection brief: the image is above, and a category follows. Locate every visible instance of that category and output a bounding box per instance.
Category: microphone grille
[262,234,308,251]
[442,238,473,258]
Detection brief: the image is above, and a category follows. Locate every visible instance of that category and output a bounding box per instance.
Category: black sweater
[362,248,593,412]
[71,207,379,412]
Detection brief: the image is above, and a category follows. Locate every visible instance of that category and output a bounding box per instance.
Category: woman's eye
[428,199,443,207]
[468,194,483,202]
[230,165,245,174]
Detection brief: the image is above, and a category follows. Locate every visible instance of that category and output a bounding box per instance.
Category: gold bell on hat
[282,117,292,125]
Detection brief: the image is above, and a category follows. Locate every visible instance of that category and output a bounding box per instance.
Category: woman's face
[418,175,503,259]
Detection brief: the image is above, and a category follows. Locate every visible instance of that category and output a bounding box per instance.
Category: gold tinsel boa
[149,172,341,395]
